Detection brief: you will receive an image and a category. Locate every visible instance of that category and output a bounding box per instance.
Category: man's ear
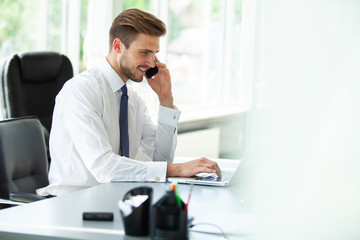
[112,38,123,53]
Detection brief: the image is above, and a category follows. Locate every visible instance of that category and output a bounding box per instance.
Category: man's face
[118,33,160,82]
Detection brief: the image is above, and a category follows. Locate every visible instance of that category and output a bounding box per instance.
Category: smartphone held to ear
[145,66,158,79]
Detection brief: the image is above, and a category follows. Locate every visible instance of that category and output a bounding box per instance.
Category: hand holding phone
[146,57,173,108]
[145,66,159,79]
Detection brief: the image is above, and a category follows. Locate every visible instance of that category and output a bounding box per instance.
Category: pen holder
[119,186,153,236]
[151,190,188,240]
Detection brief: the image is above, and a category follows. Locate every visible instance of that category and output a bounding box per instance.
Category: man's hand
[145,56,174,108]
[167,157,222,177]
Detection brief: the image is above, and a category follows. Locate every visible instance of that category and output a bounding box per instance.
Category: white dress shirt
[37,59,181,196]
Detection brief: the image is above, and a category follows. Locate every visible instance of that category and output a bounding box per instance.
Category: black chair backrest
[0,116,49,199]
[0,51,73,134]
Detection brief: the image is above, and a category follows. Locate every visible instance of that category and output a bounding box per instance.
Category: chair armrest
[9,192,46,203]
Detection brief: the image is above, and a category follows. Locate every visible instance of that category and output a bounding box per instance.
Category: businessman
[37,8,221,196]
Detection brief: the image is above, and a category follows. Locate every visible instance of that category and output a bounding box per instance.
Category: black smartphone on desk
[145,66,158,79]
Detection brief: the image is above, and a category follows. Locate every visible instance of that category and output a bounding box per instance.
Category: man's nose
[146,54,156,68]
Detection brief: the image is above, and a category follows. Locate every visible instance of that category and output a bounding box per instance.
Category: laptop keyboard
[195,170,233,182]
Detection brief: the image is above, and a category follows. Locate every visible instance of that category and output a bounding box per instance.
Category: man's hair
[109,8,166,51]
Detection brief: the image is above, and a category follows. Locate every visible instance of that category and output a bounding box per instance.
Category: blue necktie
[120,85,129,157]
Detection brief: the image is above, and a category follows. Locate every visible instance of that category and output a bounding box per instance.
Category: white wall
[241,0,360,239]
[175,128,220,158]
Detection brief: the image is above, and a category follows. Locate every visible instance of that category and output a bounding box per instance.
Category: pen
[170,183,176,191]
[185,184,193,211]
[174,185,183,208]
[165,181,171,191]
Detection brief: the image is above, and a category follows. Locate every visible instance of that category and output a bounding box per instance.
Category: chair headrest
[19,52,63,83]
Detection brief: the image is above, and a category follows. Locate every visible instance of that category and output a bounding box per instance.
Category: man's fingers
[195,158,222,177]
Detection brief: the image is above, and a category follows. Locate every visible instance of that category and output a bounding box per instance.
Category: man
[37,8,221,196]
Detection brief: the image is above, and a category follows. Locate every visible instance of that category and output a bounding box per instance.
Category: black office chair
[0,116,49,208]
[0,51,73,164]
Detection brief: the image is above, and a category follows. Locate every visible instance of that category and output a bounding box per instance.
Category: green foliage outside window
[0,0,62,58]
[123,0,150,11]
[0,0,26,57]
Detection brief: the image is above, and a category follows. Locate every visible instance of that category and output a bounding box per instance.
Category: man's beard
[119,53,143,82]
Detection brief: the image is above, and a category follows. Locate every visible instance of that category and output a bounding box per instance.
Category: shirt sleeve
[140,104,181,164]
[139,105,180,182]
[145,161,168,182]
[158,105,181,127]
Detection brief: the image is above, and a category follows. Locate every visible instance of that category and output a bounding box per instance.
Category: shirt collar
[99,58,126,93]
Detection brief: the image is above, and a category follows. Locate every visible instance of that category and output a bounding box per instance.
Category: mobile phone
[145,66,159,79]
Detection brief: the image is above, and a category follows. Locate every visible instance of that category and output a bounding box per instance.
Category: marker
[174,185,183,208]
[185,184,194,211]
[165,181,171,191]
[170,183,176,191]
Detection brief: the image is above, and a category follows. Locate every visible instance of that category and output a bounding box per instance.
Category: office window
[122,0,151,11]
[1,0,243,121]
[167,0,243,113]
[119,0,243,119]
[0,0,88,73]
[0,1,61,56]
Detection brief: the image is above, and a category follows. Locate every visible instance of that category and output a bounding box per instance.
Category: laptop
[167,157,242,187]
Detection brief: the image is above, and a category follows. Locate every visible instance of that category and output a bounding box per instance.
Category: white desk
[0,160,254,240]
